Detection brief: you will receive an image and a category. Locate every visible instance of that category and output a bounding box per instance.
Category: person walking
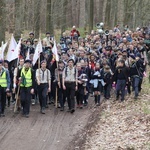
[36,60,51,114]
[0,60,11,117]
[62,59,78,113]
[17,59,34,117]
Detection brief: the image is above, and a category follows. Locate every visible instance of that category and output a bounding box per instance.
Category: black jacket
[113,66,129,82]
[129,59,144,77]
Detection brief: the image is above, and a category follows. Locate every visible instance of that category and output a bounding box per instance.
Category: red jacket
[70,29,80,37]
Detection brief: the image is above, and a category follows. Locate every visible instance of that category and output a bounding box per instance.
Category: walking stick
[14,85,20,113]
[55,61,59,108]
[55,86,58,108]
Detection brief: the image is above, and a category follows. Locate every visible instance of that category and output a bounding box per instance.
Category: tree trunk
[89,0,94,33]
[34,0,41,38]
[102,0,107,24]
[109,0,116,28]
[98,0,104,23]
[14,0,23,40]
[105,0,111,28]
[79,0,85,28]
[85,0,89,30]
[0,0,5,44]
[117,0,124,30]
[61,0,67,33]
[72,0,77,26]
[46,0,54,35]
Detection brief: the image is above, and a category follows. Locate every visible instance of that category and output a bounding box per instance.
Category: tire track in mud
[0,99,95,150]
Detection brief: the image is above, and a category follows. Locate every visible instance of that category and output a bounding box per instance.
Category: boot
[7,97,10,107]
[97,95,101,106]
[94,95,97,104]
[116,91,120,100]
[41,108,45,114]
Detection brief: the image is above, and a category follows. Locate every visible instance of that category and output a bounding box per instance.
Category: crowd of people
[0,25,150,117]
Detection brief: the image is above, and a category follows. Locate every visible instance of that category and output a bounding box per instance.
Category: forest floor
[68,77,150,150]
[0,78,149,150]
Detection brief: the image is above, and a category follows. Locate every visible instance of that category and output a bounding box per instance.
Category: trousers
[37,83,48,109]
[65,82,76,110]
[132,77,140,97]
[20,87,31,115]
[0,87,6,114]
[116,79,126,101]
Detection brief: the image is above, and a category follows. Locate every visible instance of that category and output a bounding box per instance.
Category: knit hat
[24,59,32,64]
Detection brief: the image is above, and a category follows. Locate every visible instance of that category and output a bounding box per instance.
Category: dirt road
[0,100,96,150]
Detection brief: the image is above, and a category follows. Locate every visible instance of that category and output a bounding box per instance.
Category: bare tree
[61,0,68,33]
[0,0,5,44]
[79,0,86,28]
[14,0,23,39]
[1,0,150,41]
[117,0,124,29]
[89,0,94,32]
[46,0,54,35]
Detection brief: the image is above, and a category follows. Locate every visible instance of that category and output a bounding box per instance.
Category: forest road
[0,99,96,150]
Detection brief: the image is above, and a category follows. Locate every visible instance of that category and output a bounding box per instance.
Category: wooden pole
[38,34,41,69]
[14,86,20,113]
[52,36,59,108]
[55,61,59,108]
[14,35,22,113]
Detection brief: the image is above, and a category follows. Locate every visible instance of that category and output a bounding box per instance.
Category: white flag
[0,47,2,60]
[26,47,30,60]
[52,40,59,61]
[32,38,42,66]
[0,42,8,60]
[6,34,18,62]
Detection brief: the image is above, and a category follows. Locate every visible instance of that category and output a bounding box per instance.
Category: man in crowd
[0,60,11,117]
[17,59,35,118]
[36,60,51,114]
[70,26,80,39]
[43,32,53,47]
[62,59,78,113]
[27,32,35,45]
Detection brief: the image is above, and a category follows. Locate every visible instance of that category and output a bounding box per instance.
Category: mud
[0,99,98,150]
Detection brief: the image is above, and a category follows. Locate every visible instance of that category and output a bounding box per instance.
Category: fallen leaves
[84,96,150,150]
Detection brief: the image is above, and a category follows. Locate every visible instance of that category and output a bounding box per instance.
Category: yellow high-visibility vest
[0,71,7,87]
[20,67,32,87]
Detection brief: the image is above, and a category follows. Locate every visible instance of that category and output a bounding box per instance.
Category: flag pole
[16,35,22,67]
[38,33,41,69]
[38,39,40,69]
[55,37,59,108]
[55,61,59,109]
[14,34,22,113]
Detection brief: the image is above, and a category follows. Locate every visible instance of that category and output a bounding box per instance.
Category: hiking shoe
[134,96,138,100]
[41,109,45,114]
[80,105,83,109]
[67,109,71,112]
[25,114,29,118]
[32,99,35,105]
[70,109,75,114]
[60,107,64,111]
[1,113,5,117]
[96,103,100,106]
